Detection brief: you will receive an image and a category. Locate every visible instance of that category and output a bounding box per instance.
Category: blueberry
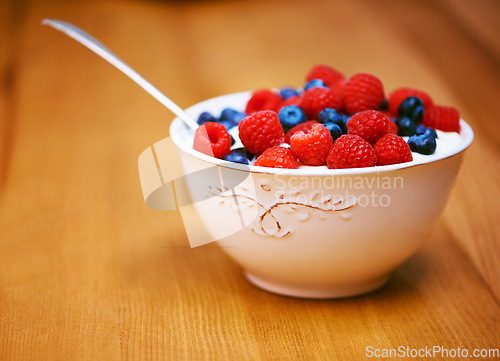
[318,108,347,133]
[223,148,250,165]
[408,135,437,155]
[415,124,426,134]
[319,108,343,123]
[197,111,216,125]
[279,87,300,99]
[398,96,424,122]
[278,105,307,132]
[396,116,417,136]
[379,99,388,111]
[218,119,236,131]
[416,124,438,139]
[323,122,343,141]
[425,128,438,139]
[304,79,327,90]
[220,108,245,125]
[224,152,249,165]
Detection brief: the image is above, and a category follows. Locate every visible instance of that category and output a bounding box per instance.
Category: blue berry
[304,79,327,90]
[223,148,250,165]
[318,108,347,133]
[278,105,307,132]
[319,108,343,123]
[396,116,417,136]
[408,135,437,155]
[398,96,424,122]
[416,124,438,138]
[218,119,236,131]
[379,98,388,110]
[415,124,425,134]
[279,87,300,99]
[220,108,245,125]
[197,111,216,125]
[323,122,343,141]
[426,128,438,139]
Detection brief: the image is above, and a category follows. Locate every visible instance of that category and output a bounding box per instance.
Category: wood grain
[1,0,499,360]
[364,0,500,300]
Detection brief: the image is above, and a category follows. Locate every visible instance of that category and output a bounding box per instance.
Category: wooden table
[1,0,499,360]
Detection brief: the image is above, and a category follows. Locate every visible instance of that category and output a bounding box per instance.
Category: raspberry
[387,87,434,116]
[421,105,461,132]
[387,118,398,135]
[305,64,345,87]
[238,110,285,155]
[279,95,302,111]
[347,110,392,145]
[342,73,385,114]
[333,78,346,96]
[284,120,318,144]
[373,134,413,166]
[299,87,342,119]
[327,134,377,169]
[253,146,298,169]
[193,122,232,159]
[245,89,283,114]
[379,111,399,135]
[290,123,333,166]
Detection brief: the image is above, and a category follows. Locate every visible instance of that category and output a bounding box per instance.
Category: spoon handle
[42,19,199,130]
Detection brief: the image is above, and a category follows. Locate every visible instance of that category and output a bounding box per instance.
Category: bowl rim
[170,91,474,176]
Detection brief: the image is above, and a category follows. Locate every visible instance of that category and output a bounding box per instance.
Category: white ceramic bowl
[159,91,473,299]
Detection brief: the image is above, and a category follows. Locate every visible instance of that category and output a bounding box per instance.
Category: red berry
[422,105,461,132]
[327,134,377,169]
[245,89,283,114]
[238,110,285,155]
[379,111,399,135]
[253,146,298,169]
[388,87,434,116]
[193,122,232,159]
[279,94,302,111]
[290,123,333,166]
[347,110,392,145]
[305,64,345,87]
[342,73,385,114]
[284,120,319,144]
[374,134,413,166]
[299,87,342,119]
[333,78,346,96]
[387,118,399,135]
[377,111,399,135]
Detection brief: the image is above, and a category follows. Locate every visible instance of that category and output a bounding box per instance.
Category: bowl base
[244,272,390,299]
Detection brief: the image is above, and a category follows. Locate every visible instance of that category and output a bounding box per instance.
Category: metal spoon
[42,19,199,130]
